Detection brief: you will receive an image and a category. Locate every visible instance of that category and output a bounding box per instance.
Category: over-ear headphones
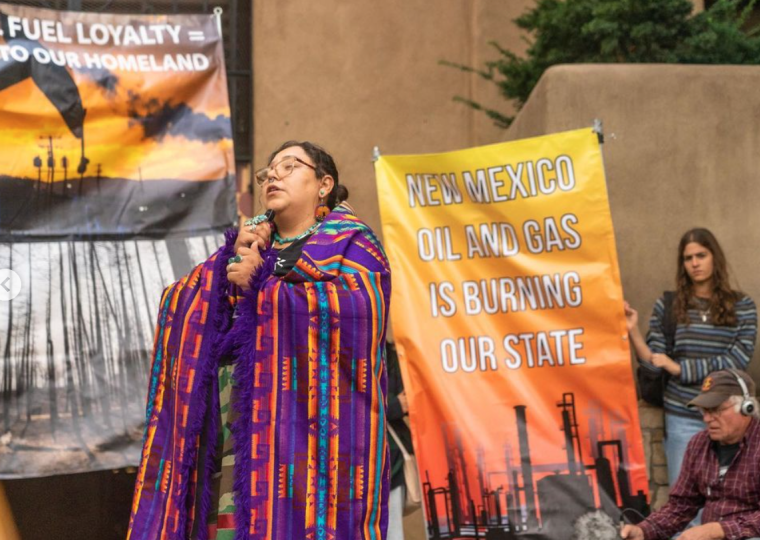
[729,369,756,417]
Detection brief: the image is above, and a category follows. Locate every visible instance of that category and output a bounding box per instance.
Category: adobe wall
[507,64,760,370]
[250,0,532,235]
[507,63,760,506]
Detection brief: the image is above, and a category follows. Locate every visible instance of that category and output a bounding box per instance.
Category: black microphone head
[264,209,275,221]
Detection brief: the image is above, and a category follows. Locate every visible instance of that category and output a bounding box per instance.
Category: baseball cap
[687,369,756,409]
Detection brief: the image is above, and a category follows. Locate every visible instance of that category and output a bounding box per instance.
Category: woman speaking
[128,142,392,540]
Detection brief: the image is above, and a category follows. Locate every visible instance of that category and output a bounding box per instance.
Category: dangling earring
[315,190,330,222]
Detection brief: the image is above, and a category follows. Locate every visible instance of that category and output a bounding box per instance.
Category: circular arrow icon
[0,269,22,301]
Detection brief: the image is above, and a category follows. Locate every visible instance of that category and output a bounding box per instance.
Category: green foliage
[447,0,760,128]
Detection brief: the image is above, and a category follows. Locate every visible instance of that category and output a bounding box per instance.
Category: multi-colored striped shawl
[128,206,391,540]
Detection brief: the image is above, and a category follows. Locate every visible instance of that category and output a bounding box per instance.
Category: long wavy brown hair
[674,228,739,326]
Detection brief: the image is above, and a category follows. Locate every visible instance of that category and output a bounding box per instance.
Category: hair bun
[334,184,349,205]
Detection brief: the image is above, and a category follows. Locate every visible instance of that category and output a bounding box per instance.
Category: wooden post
[0,482,20,540]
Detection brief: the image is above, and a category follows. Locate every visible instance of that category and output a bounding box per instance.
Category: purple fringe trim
[226,248,277,540]
[194,367,221,540]
[171,230,237,540]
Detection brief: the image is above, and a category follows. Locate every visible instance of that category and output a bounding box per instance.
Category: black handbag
[636,291,676,407]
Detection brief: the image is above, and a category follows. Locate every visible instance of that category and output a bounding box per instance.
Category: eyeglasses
[698,402,735,418]
[254,155,317,186]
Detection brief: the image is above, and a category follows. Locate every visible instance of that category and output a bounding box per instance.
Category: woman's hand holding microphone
[227,215,274,291]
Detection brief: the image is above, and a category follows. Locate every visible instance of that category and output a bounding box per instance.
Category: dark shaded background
[5,469,135,539]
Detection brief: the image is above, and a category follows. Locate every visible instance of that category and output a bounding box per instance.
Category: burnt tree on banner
[59,244,80,439]
[46,251,58,436]
[116,246,133,422]
[422,392,650,540]
[2,248,12,433]
[70,243,93,419]
[19,247,34,429]
[88,243,111,430]
[0,242,173,447]
[134,243,156,325]
[95,249,124,426]
[125,246,150,396]
[0,231,224,476]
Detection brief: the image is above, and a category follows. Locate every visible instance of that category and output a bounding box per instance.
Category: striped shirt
[638,418,760,540]
[644,294,757,418]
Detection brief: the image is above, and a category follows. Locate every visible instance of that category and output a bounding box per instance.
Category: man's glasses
[255,156,317,186]
[698,402,734,418]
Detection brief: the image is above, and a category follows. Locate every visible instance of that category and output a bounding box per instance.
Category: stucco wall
[506,63,760,508]
[507,64,760,381]
[250,0,532,238]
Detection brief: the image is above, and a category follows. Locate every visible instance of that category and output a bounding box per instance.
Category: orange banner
[376,128,648,538]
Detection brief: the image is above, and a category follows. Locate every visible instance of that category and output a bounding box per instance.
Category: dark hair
[674,228,739,326]
[267,141,349,209]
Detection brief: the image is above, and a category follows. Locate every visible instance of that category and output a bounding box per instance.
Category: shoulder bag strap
[662,291,677,356]
[387,423,412,460]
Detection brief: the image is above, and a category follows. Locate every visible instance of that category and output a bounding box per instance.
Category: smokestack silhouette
[514,405,538,529]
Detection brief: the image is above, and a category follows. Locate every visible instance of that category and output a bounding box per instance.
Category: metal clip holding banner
[593,118,604,144]
[214,7,224,38]
[372,146,382,162]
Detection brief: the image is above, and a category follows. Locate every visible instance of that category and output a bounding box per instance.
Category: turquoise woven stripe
[144,292,173,440]
[315,283,331,540]
[154,459,165,491]
[367,274,386,540]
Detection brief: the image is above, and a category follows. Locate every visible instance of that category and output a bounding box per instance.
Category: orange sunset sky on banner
[0,4,233,183]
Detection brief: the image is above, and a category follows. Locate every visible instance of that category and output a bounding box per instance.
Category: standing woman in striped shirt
[625,228,757,486]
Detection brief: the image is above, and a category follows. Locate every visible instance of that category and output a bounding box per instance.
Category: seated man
[621,369,760,540]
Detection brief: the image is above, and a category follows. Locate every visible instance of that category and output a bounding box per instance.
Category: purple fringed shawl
[127,206,391,540]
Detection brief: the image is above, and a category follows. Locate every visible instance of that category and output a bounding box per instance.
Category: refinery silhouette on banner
[423,392,649,540]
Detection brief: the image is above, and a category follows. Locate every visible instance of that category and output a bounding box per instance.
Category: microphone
[232,209,276,320]
[263,209,276,248]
